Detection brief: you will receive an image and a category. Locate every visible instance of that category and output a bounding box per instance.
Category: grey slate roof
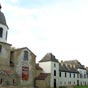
[59,60,86,73]
[39,53,58,62]
[0,6,8,28]
[64,60,86,70]
[59,63,79,73]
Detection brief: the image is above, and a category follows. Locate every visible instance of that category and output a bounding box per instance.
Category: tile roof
[35,73,50,80]
[39,53,58,62]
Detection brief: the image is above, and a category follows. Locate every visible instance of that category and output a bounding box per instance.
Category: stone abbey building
[0,4,88,88]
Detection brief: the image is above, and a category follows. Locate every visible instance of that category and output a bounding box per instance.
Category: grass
[74,86,88,88]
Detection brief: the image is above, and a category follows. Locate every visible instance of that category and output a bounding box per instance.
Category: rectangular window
[0,28,3,37]
[54,70,56,76]
[0,45,2,53]
[22,66,29,80]
[80,74,82,78]
[59,72,61,77]
[84,74,86,78]
[13,79,16,85]
[60,82,62,84]
[69,73,71,78]
[54,64,56,67]
[77,74,79,78]
[0,78,2,84]
[74,73,75,78]
[65,72,67,77]
[69,81,71,84]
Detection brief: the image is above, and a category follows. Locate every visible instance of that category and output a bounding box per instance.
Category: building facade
[59,60,88,87]
[0,5,36,88]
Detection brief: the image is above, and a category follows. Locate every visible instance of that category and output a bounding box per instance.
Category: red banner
[22,66,29,80]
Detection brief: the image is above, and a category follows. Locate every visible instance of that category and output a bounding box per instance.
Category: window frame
[23,50,28,61]
[0,45,2,53]
[69,73,71,78]
[0,27,3,38]
[54,70,56,76]
[73,73,75,78]
[59,71,61,77]
[65,72,67,77]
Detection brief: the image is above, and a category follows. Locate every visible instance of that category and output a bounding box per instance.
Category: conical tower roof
[0,4,8,28]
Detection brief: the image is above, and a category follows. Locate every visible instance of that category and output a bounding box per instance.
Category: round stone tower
[0,4,11,66]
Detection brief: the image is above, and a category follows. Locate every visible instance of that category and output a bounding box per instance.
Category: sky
[0,0,88,66]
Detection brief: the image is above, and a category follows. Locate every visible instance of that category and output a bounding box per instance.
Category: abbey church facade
[0,5,36,87]
[0,4,88,88]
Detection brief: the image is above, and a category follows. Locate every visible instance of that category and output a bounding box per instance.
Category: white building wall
[39,61,59,88]
[59,68,88,87]
[59,72,80,86]
[51,62,59,87]
[39,62,51,73]
[78,69,88,86]
[0,24,8,43]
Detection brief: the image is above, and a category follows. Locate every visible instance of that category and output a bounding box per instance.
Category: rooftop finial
[0,4,2,9]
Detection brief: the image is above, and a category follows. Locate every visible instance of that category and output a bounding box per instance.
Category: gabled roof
[39,53,58,62]
[35,73,50,80]
[11,47,36,57]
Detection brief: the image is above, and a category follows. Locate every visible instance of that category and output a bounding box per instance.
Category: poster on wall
[22,66,29,80]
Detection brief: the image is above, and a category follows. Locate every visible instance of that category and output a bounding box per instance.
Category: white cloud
[1,0,88,66]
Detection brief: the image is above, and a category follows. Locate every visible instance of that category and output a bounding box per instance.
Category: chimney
[73,64,76,68]
[70,64,72,68]
[61,60,64,66]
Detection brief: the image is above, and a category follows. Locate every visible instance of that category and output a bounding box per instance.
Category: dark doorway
[77,80,79,86]
[54,79,56,88]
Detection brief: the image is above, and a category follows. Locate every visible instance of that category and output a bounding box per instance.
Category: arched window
[0,27,3,37]
[23,51,28,60]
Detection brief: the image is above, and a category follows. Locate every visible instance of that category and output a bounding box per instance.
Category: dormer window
[0,28,3,37]
[23,51,28,60]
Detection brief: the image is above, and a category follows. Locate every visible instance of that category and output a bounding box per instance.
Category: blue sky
[1,0,88,66]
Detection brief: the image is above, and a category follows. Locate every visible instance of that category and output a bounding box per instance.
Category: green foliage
[74,86,88,88]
